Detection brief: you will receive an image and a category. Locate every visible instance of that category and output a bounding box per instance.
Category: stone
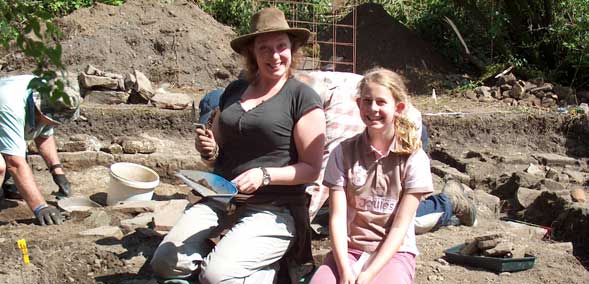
[133,70,155,100]
[479,94,494,102]
[533,153,578,167]
[541,97,556,108]
[112,200,160,214]
[104,143,124,154]
[464,90,477,100]
[153,199,189,232]
[530,83,553,93]
[124,73,137,91]
[491,89,502,99]
[570,188,586,203]
[516,187,544,208]
[510,81,527,99]
[525,163,544,176]
[504,221,548,240]
[472,190,500,219]
[430,160,470,185]
[120,212,154,227]
[83,210,111,227]
[492,172,541,200]
[85,64,103,76]
[545,167,559,179]
[555,174,569,183]
[523,82,537,91]
[79,226,123,239]
[150,87,193,110]
[78,73,121,90]
[499,73,517,85]
[474,86,491,97]
[539,178,566,192]
[122,139,157,154]
[477,238,500,250]
[460,239,479,255]
[483,241,514,257]
[59,139,102,152]
[563,170,586,185]
[83,90,129,104]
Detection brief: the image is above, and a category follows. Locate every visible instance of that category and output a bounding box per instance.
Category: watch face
[263,177,270,186]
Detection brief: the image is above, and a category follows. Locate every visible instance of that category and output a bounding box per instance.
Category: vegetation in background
[196,0,588,89]
[0,0,125,101]
[2,0,587,90]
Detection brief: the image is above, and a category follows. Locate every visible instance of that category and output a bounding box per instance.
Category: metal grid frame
[261,0,357,73]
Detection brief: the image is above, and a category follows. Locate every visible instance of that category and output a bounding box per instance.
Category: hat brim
[32,91,61,125]
[230,28,311,53]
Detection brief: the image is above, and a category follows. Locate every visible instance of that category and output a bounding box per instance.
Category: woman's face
[357,82,404,132]
[253,32,292,81]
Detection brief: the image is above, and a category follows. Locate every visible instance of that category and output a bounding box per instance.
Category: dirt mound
[321,3,454,94]
[2,0,241,90]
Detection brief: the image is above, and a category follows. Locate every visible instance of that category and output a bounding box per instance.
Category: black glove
[35,206,63,226]
[52,174,72,197]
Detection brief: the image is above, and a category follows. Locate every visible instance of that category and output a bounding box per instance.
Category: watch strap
[260,167,271,185]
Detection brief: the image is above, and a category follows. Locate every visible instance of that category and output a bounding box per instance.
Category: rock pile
[78,64,193,109]
[461,72,577,108]
[28,134,156,155]
[460,234,528,259]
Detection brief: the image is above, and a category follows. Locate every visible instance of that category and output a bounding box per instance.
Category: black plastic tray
[444,243,536,273]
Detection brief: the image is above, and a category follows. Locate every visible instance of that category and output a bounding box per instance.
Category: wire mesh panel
[260,0,357,73]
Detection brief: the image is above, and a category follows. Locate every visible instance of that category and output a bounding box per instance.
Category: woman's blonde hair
[358,67,422,154]
[240,34,303,83]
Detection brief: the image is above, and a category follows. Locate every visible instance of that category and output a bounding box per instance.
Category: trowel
[175,170,237,204]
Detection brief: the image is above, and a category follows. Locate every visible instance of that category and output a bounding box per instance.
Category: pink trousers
[309,249,416,284]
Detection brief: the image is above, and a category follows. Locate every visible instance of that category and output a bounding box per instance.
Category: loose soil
[1,1,588,284]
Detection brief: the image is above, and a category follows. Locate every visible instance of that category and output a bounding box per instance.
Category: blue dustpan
[176,170,237,204]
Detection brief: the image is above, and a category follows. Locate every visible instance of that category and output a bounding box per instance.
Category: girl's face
[357,82,405,133]
[253,32,292,81]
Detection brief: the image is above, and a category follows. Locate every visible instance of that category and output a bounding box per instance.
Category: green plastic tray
[444,243,536,273]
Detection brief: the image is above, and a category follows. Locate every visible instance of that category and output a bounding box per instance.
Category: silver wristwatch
[260,167,271,186]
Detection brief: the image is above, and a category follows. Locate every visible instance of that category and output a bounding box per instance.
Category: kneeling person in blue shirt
[0,75,81,225]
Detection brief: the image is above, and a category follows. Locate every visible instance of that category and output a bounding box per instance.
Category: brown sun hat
[32,74,81,125]
[230,7,311,53]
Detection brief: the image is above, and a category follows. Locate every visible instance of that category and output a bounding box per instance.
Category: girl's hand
[195,128,217,159]
[232,167,265,194]
[338,269,356,284]
[355,270,376,284]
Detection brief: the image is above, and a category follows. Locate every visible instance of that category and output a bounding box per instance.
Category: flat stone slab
[153,199,189,232]
[112,200,160,214]
[533,153,578,167]
[430,160,470,185]
[79,226,123,239]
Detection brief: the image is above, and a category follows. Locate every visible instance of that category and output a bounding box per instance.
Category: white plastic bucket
[106,162,160,206]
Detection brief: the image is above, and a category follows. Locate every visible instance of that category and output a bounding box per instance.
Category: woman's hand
[195,128,217,159]
[232,167,265,194]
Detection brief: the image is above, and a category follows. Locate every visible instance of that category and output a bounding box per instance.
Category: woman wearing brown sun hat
[151,7,325,284]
